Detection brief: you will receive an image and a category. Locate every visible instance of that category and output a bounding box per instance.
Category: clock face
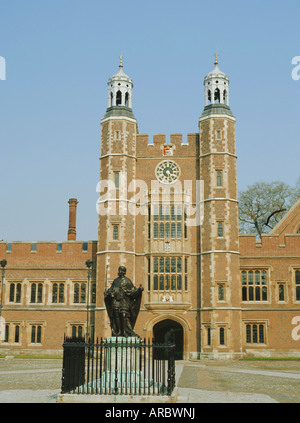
[155,161,180,184]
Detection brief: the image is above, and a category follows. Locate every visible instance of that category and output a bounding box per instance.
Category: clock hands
[156,161,179,184]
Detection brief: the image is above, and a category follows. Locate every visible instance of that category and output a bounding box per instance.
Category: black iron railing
[61,336,175,396]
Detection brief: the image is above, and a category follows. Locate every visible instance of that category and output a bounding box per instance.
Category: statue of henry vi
[104,266,144,337]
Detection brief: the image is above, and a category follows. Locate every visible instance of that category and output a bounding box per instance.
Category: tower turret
[199,55,241,357]
[96,58,138,340]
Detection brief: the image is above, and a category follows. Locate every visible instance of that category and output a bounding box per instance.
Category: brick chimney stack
[68,198,79,241]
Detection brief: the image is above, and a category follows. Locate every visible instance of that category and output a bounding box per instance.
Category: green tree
[238,181,297,239]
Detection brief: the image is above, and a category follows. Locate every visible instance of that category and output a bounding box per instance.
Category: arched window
[37,283,43,303]
[259,325,265,343]
[207,327,211,346]
[80,283,86,304]
[223,89,227,103]
[246,324,251,343]
[37,326,42,343]
[5,325,9,342]
[208,89,211,103]
[74,283,79,303]
[31,326,36,343]
[9,284,15,302]
[214,88,220,103]
[59,283,64,303]
[14,325,20,343]
[110,92,113,107]
[16,284,21,303]
[125,92,129,107]
[116,90,122,106]
[52,283,58,303]
[219,327,225,345]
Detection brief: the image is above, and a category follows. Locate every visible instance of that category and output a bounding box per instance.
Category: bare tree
[238,181,296,239]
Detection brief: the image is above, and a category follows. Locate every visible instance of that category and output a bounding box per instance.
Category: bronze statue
[104,266,143,337]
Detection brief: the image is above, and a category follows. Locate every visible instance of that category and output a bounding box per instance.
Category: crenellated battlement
[136,133,199,157]
[239,233,300,257]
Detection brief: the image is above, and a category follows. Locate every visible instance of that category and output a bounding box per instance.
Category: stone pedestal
[88,337,154,394]
[103,337,145,393]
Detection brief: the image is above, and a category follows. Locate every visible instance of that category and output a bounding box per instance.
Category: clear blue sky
[1,0,300,241]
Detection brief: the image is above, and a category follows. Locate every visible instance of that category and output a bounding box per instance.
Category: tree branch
[264,209,286,229]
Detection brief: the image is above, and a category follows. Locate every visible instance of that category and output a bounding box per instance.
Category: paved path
[0,358,299,403]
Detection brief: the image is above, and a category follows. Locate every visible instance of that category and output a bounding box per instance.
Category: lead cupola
[104,57,135,119]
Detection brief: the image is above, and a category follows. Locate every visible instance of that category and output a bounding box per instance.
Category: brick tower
[199,55,242,357]
[95,57,138,338]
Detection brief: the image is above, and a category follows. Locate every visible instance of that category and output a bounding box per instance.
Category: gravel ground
[178,360,300,403]
[0,358,299,403]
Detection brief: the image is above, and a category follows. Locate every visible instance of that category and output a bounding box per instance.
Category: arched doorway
[153,319,184,360]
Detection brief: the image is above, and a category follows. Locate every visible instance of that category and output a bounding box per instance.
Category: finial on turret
[119,55,123,68]
[214,53,218,65]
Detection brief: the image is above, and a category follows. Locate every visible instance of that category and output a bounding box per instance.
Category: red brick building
[1,57,300,359]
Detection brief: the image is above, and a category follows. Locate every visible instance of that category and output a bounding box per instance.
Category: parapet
[0,241,97,267]
[239,233,300,257]
[136,133,199,157]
